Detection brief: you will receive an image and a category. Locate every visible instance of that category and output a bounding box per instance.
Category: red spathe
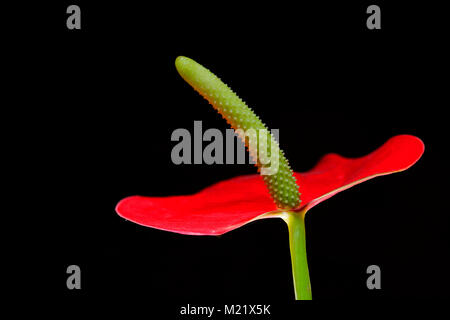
[116,135,424,235]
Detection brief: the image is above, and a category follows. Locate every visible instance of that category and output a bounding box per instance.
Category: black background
[10,0,449,316]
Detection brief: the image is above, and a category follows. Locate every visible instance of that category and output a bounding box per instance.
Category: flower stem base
[285,210,312,300]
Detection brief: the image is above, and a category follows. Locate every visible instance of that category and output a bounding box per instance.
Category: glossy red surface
[116,135,424,235]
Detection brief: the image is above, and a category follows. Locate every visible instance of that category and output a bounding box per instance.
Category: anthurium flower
[115,57,424,300]
[117,134,423,235]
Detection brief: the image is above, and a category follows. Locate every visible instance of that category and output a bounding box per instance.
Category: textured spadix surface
[175,56,300,209]
[116,135,424,235]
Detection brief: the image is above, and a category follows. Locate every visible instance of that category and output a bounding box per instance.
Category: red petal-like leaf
[296,134,424,211]
[116,135,424,235]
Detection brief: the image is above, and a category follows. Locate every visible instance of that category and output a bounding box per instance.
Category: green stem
[285,211,312,300]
